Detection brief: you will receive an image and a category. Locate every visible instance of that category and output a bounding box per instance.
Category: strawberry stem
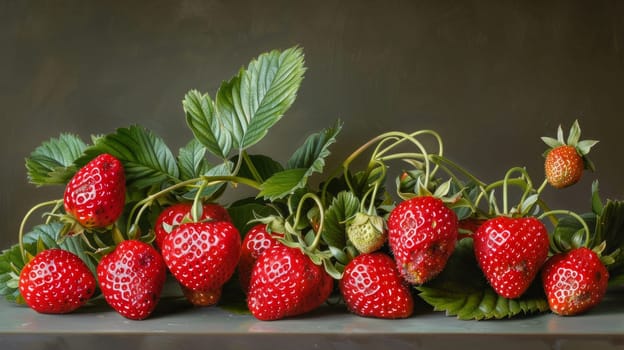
[18,199,63,261]
[125,175,262,238]
[538,209,591,248]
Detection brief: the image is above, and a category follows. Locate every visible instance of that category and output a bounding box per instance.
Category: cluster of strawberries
[16,117,609,321]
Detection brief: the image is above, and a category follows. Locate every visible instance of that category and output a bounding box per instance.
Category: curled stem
[291,192,326,252]
[18,199,63,261]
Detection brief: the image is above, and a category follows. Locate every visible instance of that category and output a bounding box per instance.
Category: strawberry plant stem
[18,199,63,261]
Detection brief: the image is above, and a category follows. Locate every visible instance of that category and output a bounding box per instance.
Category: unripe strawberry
[542,120,598,189]
[346,213,386,254]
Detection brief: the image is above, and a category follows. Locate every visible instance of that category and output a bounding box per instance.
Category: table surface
[1,290,624,350]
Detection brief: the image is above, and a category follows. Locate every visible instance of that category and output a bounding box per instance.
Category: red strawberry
[19,249,96,314]
[154,202,231,249]
[542,120,598,189]
[247,244,334,321]
[161,221,241,293]
[63,153,126,231]
[340,252,413,319]
[238,223,283,294]
[97,240,167,320]
[473,216,549,298]
[387,196,458,284]
[541,247,609,315]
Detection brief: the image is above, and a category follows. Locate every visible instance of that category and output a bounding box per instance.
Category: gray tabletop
[1,289,624,350]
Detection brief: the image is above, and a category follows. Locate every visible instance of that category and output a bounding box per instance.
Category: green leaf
[416,238,549,320]
[181,161,234,200]
[0,243,32,303]
[227,201,279,236]
[22,223,98,275]
[287,119,343,170]
[80,125,180,190]
[25,133,87,186]
[184,90,233,159]
[178,139,211,180]
[217,47,306,152]
[258,168,308,200]
[322,191,360,250]
[236,154,284,181]
[258,121,343,201]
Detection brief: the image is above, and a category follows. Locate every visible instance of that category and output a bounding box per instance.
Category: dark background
[1,0,623,249]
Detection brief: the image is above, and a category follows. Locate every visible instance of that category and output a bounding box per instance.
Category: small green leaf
[258,168,308,200]
[577,139,599,155]
[25,133,87,186]
[79,125,180,190]
[178,139,211,180]
[22,222,98,275]
[184,90,233,159]
[541,136,563,149]
[322,191,360,250]
[287,119,343,170]
[567,119,581,145]
[227,201,279,236]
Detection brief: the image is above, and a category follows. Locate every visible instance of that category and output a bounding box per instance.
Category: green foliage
[79,125,180,190]
[416,238,549,320]
[185,47,305,160]
[0,222,99,303]
[322,191,360,250]
[258,121,342,200]
[25,133,87,186]
[177,139,211,181]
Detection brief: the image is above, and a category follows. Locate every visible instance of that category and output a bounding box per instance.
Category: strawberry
[180,285,222,307]
[541,247,609,316]
[339,252,413,319]
[161,221,241,293]
[97,240,167,320]
[19,249,96,314]
[153,202,231,250]
[387,196,458,284]
[247,244,334,321]
[542,120,598,189]
[473,216,549,298]
[544,145,584,189]
[238,223,283,294]
[63,153,126,231]
[346,213,387,254]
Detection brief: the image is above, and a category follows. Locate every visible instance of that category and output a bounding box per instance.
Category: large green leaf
[416,238,549,320]
[80,125,180,190]
[25,133,87,186]
[235,154,284,181]
[217,47,305,152]
[184,90,233,159]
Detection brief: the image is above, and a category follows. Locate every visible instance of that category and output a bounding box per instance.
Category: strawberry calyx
[541,119,598,170]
